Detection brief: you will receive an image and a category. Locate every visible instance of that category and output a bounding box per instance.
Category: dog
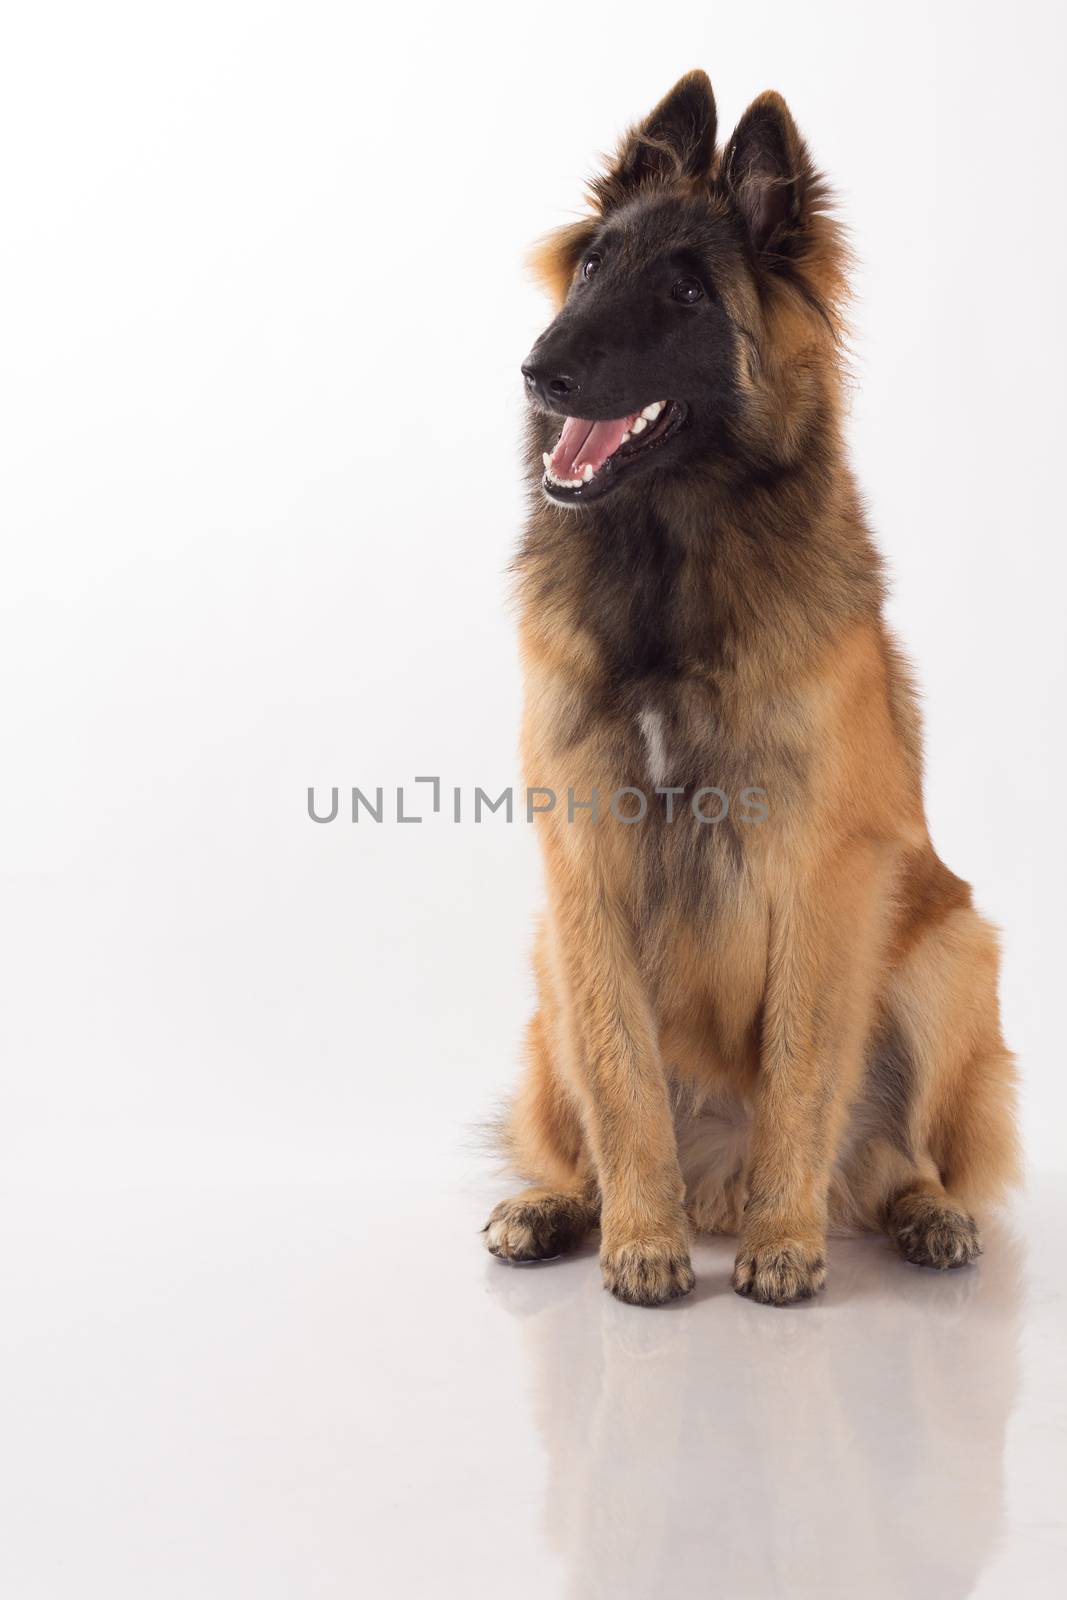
[484,71,1019,1306]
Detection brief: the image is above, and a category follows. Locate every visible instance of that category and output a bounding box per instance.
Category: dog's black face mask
[520,70,821,507]
[522,195,743,505]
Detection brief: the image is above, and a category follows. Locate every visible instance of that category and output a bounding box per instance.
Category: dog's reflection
[488,1225,1021,1599]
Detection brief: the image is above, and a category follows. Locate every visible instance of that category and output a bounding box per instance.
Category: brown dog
[485,71,1019,1306]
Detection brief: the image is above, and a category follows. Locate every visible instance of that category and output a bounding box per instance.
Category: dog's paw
[600,1237,695,1307]
[483,1192,591,1263]
[889,1195,982,1270]
[732,1240,827,1306]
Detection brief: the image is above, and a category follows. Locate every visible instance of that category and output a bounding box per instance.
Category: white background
[3,5,1066,1595]
[3,0,1063,1185]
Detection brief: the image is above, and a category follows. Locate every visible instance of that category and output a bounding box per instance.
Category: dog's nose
[521,361,581,402]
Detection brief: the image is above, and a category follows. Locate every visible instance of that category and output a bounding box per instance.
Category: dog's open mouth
[541,399,687,502]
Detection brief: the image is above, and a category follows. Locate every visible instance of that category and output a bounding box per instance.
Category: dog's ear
[723,92,815,256]
[594,70,716,209]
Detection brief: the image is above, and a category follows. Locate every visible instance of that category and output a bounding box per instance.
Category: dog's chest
[636,704,671,788]
[626,680,806,825]
[629,689,727,793]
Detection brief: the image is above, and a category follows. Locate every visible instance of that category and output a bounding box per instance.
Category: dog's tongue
[549,414,633,479]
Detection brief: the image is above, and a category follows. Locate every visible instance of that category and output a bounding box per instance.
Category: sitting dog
[485,71,1019,1306]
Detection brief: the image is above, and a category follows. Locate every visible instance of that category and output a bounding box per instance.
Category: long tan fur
[485,72,1019,1306]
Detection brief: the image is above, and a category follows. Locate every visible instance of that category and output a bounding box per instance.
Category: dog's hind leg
[884,1178,983,1269]
[845,899,1020,1268]
[881,1024,1018,1271]
[484,1185,596,1263]
[485,1008,599,1263]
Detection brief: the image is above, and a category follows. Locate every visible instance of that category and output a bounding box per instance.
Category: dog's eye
[582,254,602,282]
[672,276,705,304]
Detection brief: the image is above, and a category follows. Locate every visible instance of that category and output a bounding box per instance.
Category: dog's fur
[485,71,1020,1306]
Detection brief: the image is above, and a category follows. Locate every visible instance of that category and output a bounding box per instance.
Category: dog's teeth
[631,416,647,434]
[642,401,664,421]
[582,464,594,482]
[543,460,587,491]
[542,452,552,469]
[620,430,631,442]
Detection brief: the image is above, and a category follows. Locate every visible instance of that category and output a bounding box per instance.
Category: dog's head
[523,72,848,506]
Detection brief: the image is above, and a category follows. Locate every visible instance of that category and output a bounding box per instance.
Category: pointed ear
[723,92,814,255]
[594,70,717,209]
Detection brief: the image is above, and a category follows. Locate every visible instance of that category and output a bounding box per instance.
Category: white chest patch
[637,706,670,789]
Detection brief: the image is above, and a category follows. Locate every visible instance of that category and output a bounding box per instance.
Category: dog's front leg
[734,848,892,1306]
[546,852,693,1307]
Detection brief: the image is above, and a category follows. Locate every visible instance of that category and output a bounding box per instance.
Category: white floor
[1,1167,1064,1599]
